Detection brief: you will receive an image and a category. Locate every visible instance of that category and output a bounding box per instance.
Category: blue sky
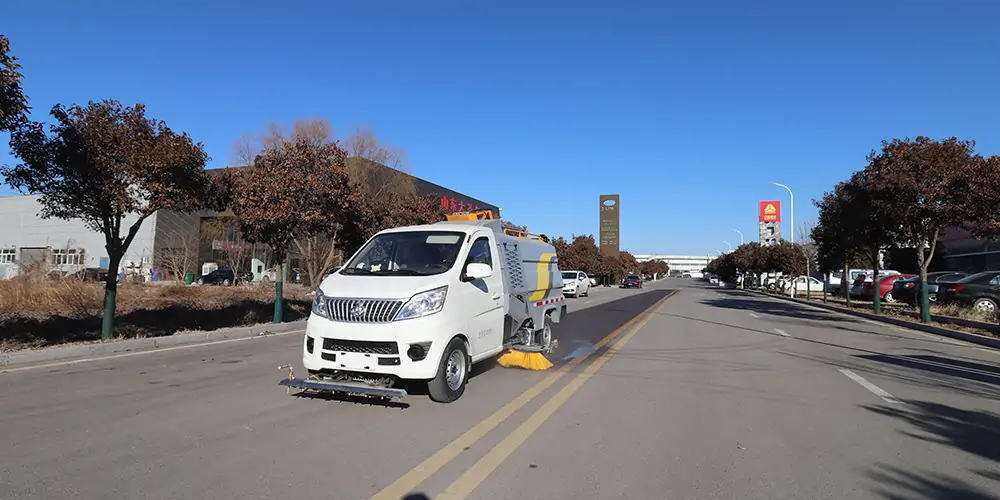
[3,0,999,257]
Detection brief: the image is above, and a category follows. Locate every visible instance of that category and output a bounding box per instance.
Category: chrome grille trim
[325,298,405,323]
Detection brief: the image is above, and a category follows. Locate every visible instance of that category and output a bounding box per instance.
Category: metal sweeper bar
[278,365,408,400]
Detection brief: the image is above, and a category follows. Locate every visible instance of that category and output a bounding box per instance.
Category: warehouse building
[0,160,498,281]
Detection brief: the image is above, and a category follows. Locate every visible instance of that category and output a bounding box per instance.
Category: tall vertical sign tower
[599,194,620,257]
[758,200,782,245]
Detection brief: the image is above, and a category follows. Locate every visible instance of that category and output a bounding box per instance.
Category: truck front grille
[322,338,399,355]
[326,298,404,323]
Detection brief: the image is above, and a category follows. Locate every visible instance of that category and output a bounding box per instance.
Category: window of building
[0,248,15,264]
[52,248,84,266]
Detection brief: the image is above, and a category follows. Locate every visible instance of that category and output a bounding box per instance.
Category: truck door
[462,230,505,356]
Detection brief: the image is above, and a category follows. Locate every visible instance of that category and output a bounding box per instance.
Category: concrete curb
[1,320,307,368]
[736,288,1000,350]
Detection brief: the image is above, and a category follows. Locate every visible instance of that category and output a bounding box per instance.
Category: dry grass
[761,289,1000,339]
[0,275,313,352]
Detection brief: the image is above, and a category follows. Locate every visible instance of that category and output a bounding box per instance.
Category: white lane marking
[774,329,790,337]
[748,312,760,318]
[1,329,306,374]
[839,369,901,404]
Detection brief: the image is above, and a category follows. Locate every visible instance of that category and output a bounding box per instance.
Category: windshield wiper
[340,267,374,275]
[373,269,424,276]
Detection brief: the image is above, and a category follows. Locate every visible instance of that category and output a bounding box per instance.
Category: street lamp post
[724,241,732,252]
[768,181,794,244]
[733,229,744,245]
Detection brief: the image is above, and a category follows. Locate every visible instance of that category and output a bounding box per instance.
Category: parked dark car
[937,270,1000,313]
[196,268,240,286]
[621,275,643,289]
[891,271,970,305]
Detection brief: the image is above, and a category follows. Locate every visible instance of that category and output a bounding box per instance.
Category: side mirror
[464,263,493,281]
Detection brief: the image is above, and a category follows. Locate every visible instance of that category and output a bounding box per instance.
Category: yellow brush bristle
[497,350,553,370]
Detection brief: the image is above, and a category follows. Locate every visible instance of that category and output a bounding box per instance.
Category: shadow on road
[700,290,990,350]
[700,292,866,325]
[656,306,1000,399]
[864,464,998,500]
[862,401,1000,499]
[855,354,1000,387]
[864,400,1000,464]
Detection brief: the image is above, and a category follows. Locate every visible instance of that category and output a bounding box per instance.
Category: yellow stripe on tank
[529,253,556,302]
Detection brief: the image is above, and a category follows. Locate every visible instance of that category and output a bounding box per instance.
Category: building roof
[208,157,499,216]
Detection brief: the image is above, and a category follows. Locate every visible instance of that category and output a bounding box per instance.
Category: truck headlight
[312,288,331,318]
[395,286,448,321]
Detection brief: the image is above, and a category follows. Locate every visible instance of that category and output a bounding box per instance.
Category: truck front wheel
[428,337,469,403]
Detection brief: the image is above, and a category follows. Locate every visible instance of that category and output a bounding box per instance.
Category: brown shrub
[0,276,312,352]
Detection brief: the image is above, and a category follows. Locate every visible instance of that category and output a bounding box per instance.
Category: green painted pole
[274,261,286,324]
[919,278,931,323]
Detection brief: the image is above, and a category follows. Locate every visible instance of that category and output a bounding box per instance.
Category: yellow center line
[434,293,674,500]
[370,290,677,500]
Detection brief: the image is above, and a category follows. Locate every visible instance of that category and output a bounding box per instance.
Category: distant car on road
[621,275,643,289]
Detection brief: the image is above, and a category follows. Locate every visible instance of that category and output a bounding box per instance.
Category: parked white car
[783,275,823,293]
[561,270,591,297]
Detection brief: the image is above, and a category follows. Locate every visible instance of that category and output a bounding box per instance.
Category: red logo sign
[440,196,480,214]
[759,200,781,222]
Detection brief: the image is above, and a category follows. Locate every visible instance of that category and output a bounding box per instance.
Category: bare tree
[157,229,199,282]
[200,217,256,276]
[797,220,818,271]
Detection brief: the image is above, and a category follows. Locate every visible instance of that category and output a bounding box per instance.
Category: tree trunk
[917,229,939,323]
[274,254,285,324]
[872,247,881,314]
[842,261,851,307]
[101,253,122,340]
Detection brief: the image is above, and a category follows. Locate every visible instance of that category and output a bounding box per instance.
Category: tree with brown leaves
[640,259,669,276]
[864,137,988,321]
[2,100,210,339]
[0,34,29,132]
[225,136,358,319]
[811,180,868,302]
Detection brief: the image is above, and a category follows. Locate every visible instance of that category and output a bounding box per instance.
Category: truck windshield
[341,231,466,277]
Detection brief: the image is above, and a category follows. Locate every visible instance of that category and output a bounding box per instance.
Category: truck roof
[378,219,495,235]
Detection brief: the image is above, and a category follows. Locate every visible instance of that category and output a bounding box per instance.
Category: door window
[466,237,493,269]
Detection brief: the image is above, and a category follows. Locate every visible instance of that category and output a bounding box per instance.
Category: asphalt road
[3,279,999,499]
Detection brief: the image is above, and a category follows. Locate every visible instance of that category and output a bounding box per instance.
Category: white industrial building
[632,254,712,274]
[0,193,203,280]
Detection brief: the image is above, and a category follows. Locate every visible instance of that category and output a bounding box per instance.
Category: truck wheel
[428,337,469,403]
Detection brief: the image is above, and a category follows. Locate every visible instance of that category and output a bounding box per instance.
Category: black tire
[427,337,469,403]
[583,286,589,297]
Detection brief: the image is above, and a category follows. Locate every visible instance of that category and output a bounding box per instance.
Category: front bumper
[562,284,578,295]
[301,313,454,380]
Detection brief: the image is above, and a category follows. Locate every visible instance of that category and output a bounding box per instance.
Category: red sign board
[759,200,781,222]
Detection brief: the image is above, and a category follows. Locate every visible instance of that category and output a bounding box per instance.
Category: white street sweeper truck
[279,210,566,403]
